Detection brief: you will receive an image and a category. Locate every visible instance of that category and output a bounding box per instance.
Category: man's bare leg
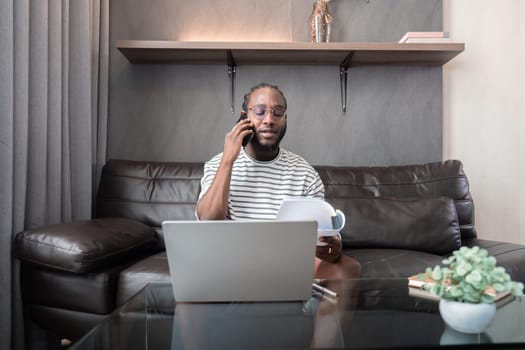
[311,255,362,347]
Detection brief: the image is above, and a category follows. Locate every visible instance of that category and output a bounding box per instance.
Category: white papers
[276,198,346,243]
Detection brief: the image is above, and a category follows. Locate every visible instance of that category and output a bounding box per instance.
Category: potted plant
[417,246,523,333]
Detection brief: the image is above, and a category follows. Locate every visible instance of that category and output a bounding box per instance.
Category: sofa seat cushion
[15,217,157,273]
[344,248,446,278]
[117,251,171,306]
[339,197,461,254]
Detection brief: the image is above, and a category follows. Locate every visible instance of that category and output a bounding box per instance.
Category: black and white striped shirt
[199,148,325,220]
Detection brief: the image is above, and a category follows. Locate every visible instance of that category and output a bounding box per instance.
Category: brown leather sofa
[14,159,525,348]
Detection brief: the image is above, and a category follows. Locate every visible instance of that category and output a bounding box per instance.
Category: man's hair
[241,83,287,112]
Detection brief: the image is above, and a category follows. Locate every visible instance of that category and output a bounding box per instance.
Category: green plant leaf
[511,282,524,296]
[432,266,443,281]
[492,282,507,293]
[430,284,445,297]
[449,286,464,298]
[456,262,472,277]
[480,293,495,304]
[465,270,482,285]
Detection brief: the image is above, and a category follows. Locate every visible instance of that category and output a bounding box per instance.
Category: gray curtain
[0,0,109,349]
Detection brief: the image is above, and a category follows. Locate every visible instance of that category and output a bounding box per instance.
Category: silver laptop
[162,220,318,302]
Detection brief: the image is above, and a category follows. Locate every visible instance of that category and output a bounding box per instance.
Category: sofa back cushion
[315,159,476,241]
[96,160,203,227]
[96,159,476,245]
[337,197,461,254]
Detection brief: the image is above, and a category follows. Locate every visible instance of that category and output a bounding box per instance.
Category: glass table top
[70,279,525,350]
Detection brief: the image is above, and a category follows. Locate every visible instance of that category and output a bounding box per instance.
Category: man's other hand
[316,235,342,263]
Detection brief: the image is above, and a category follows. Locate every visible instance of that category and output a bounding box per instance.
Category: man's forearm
[196,160,234,220]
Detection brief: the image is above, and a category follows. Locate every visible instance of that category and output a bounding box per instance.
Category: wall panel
[109,0,443,166]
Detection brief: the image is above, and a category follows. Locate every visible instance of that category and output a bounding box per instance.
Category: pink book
[398,31,449,43]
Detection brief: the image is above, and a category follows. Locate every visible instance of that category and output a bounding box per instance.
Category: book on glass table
[407,275,515,309]
[398,31,449,43]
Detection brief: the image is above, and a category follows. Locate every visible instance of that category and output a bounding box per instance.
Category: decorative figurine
[310,0,333,43]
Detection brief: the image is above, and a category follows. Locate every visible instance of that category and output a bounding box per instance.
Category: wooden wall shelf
[116,40,464,66]
[116,41,465,112]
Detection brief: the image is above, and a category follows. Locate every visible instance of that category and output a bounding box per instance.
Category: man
[196,83,360,279]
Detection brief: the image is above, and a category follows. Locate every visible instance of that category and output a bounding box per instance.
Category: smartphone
[238,112,253,147]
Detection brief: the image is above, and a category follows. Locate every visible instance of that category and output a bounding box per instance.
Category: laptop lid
[162,220,318,302]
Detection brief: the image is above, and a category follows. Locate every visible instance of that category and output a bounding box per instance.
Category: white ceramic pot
[439,299,496,334]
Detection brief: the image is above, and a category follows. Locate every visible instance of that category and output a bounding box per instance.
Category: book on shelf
[398,31,449,43]
[407,275,515,309]
[403,37,452,44]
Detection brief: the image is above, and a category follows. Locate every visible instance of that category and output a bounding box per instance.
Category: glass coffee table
[70,279,525,349]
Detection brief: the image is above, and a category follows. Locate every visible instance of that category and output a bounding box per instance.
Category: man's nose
[261,111,275,123]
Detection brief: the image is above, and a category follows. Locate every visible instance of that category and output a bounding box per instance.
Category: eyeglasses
[247,105,287,119]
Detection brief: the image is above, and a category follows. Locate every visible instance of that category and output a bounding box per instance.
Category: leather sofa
[14,159,525,347]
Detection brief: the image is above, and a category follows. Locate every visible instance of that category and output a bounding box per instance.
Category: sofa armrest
[462,238,525,284]
[14,217,157,273]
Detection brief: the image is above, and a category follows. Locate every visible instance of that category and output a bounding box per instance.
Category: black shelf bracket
[339,52,354,113]
[227,50,237,115]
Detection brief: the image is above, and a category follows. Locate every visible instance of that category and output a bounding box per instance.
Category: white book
[398,31,449,43]
[403,37,452,44]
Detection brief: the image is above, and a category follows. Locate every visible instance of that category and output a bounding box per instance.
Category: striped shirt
[199,148,325,220]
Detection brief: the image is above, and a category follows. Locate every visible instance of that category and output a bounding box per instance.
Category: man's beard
[250,124,287,153]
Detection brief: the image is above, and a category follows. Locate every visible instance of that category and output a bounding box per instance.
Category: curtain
[0,0,109,349]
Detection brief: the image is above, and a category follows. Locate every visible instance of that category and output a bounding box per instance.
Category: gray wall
[109,0,442,166]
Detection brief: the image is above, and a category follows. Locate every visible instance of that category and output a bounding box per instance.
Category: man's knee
[315,255,362,279]
[338,255,362,278]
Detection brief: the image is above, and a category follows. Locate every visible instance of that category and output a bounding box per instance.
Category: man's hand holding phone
[223,117,253,164]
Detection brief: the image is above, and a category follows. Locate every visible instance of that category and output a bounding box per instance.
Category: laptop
[162,220,318,302]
